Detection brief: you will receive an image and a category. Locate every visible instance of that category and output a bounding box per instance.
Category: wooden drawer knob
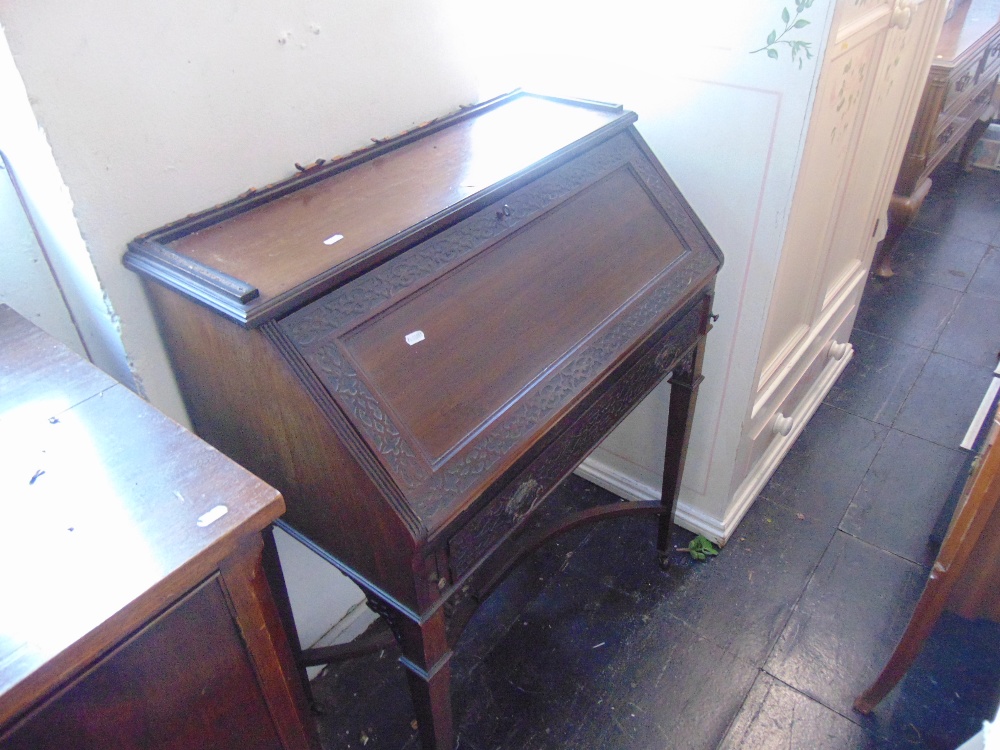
[773,413,794,437]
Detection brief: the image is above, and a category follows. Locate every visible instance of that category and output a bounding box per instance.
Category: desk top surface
[126,93,635,325]
[0,305,284,727]
[934,0,1000,65]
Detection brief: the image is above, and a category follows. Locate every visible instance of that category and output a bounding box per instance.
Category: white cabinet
[579,0,948,543]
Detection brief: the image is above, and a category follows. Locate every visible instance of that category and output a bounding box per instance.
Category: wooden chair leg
[853,590,945,714]
[856,417,1000,714]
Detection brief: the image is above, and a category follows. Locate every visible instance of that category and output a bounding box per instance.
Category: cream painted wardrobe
[739,0,950,517]
[579,0,948,543]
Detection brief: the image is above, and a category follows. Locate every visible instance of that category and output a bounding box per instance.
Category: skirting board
[574,456,730,542]
[576,344,853,545]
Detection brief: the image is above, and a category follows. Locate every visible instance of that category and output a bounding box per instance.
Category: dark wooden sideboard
[124,92,723,750]
[875,0,1000,275]
[0,305,317,749]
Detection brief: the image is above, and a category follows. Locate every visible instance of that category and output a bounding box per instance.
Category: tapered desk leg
[372,601,454,750]
[658,338,707,569]
[261,526,318,712]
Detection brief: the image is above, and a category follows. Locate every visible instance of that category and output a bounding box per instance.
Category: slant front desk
[125,92,723,750]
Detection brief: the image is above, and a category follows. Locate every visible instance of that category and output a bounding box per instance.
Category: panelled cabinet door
[753,0,945,430]
[759,0,889,377]
[819,0,946,310]
[738,0,946,496]
[0,576,286,750]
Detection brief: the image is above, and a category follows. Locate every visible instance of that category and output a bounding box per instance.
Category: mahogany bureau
[124,92,723,749]
[875,0,1000,275]
[0,305,317,749]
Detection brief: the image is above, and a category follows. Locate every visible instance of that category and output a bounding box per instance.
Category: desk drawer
[446,295,708,580]
[942,54,983,116]
[933,74,998,161]
[981,36,1000,81]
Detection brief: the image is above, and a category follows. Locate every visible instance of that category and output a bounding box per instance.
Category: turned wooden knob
[773,413,794,437]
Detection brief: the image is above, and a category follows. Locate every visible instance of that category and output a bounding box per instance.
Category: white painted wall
[1,0,479,419]
[0,31,130,383]
[0,153,84,354]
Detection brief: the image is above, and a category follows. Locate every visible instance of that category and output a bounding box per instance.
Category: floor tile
[764,532,928,720]
[568,630,759,750]
[452,529,759,750]
[658,499,836,665]
[934,292,1000,369]
[760,404,887,526]
[892,352,994,448]
[311,646,420,750]
[913,166,1000,245]
[555,495,841,667]
[887,227,988,291]
[823,329,930,426]
[718,673,873,750]
[840,429,967,567]
[853,275,961,350]
[967,245,1000,300]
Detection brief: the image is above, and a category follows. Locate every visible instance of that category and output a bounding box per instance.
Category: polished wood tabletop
[934,0,1000,64]
[0,304,286,729]
[165,96,623,311]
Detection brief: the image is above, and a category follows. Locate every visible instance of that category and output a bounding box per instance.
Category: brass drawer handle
[655,344,678,370]
[495,204,512,219]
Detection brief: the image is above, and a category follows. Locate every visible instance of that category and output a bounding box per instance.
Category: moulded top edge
[125,92,635,323]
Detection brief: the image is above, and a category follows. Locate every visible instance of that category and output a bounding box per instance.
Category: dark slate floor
[309,163,1000,749]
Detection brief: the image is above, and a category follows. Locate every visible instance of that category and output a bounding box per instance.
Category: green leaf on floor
[679,535,719,561]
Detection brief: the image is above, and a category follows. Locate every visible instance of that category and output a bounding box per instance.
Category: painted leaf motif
[767,29,777,45]
[782,7,790,23]
[767,48,779,59]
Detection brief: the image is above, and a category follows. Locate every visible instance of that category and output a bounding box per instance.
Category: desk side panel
[145,285,420,608]
[0,575,285,750]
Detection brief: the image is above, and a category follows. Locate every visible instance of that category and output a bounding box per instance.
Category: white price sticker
[196,504,229,527]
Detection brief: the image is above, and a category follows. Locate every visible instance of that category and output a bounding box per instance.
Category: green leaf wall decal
[752,0,816,68]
